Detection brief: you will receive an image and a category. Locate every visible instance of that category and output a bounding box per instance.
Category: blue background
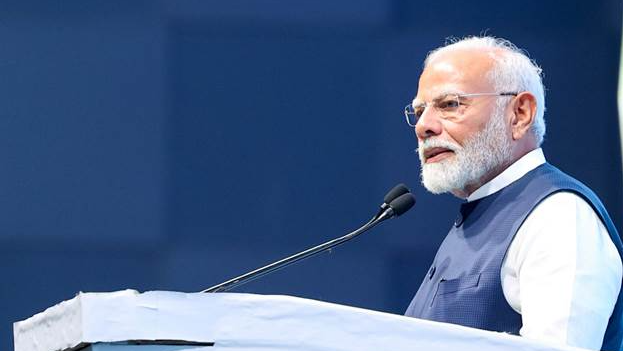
[3,1,622,350]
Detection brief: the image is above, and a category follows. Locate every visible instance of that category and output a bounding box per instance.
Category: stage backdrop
[1,1,621,350]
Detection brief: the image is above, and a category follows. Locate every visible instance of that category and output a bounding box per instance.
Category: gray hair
[425,36,546,146]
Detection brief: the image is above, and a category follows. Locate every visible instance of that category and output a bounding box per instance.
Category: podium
[14,290,580,351]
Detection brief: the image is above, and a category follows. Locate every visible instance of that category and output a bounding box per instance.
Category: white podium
[14,290,582,351]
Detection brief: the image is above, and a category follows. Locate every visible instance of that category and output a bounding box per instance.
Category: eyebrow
[412,89,467,106]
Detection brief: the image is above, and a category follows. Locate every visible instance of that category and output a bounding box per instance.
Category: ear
[509,92,537,141]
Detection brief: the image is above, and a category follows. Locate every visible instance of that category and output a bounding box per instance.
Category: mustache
[416,138,462,155]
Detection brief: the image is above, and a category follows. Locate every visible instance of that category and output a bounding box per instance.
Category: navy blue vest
[404,163,623,351]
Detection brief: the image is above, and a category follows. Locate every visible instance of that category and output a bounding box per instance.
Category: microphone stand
[201,208,395,293]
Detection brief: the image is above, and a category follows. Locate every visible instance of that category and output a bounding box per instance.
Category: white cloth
[467,148,623,350]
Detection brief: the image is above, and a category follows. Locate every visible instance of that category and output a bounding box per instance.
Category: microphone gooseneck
[201,184,416,293]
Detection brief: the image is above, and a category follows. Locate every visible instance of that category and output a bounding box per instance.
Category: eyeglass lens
[405,94,462,127]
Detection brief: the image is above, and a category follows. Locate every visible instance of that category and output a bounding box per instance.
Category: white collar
[466,148,546,202]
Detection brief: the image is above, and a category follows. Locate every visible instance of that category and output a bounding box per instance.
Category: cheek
[448,112,498,146]
[441,124,473,147]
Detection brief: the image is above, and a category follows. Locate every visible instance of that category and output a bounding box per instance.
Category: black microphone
[376,183,411,218]
[391,193,416,215]
[201,184,416,293]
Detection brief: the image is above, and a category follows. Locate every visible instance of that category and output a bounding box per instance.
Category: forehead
[415,48,497,102]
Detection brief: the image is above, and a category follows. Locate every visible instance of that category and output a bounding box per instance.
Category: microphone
[384,193,416,217]
[376,183,410,218]
[201,184,416,293]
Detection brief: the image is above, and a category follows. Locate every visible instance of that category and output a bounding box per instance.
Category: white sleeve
[501,192,622,350]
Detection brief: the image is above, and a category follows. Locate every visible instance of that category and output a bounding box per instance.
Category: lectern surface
[87,345,203,351]
[14,290,585,351]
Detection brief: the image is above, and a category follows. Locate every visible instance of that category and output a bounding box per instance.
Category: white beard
[418,108,513,196]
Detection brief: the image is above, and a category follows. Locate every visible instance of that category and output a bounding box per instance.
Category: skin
[414,48,539,198]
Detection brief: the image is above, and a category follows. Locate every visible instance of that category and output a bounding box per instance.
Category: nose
[415,106,443,140]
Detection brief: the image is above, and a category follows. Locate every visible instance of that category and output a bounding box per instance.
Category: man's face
[413,49,513,197]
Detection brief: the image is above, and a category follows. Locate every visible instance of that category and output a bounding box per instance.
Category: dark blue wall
[2,1,622,350]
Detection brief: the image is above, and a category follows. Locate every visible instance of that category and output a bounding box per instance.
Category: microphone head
[383,183,410,204]
[389,193,416,216]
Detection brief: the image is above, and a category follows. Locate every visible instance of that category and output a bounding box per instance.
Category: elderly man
[403,36,623,351]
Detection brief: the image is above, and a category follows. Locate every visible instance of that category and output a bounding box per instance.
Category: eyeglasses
[404,92,518,127]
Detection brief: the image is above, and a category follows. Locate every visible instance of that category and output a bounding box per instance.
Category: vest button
[454,214,463,227]
[428,266,436,279]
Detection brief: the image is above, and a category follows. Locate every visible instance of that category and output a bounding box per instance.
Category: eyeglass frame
[404,92,518,127]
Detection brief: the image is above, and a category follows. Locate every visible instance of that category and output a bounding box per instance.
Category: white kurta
[467,148,622,350]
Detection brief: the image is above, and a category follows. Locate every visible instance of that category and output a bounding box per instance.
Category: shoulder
[523,191,607,239]
[535,191,597,218]
[509,191,614,267]
[512,191,620,274]
[520,164,612,226]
